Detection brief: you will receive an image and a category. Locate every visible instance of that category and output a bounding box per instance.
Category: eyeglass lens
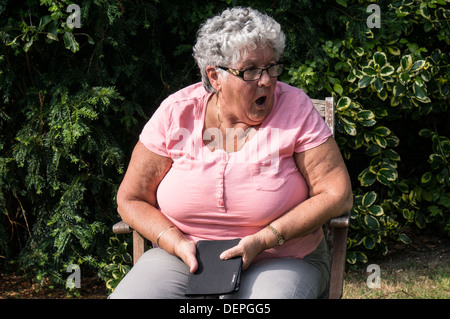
[244,64,283,81]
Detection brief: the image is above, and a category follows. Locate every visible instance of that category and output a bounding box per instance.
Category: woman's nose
[258,69,272,87]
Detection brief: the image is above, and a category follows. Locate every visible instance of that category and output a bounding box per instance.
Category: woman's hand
[219,230,273,270]
[173,236,198,273]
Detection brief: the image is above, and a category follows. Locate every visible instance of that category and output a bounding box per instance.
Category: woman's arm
[268,137,353,241]
[221,137,353,268]
[116,141,198,272]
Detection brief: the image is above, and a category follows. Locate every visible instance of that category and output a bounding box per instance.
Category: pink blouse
[139,82,332,260]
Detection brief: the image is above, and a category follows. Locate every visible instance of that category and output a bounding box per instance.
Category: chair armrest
[112,221,147,264]
[327,211,350,299]
[113,220,134,234]
[329,211,350,229]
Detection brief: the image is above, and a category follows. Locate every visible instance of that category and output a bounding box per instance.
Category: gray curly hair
[193,7,286,93]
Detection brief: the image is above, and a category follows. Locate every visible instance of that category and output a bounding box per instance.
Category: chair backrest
[311,97,335,137]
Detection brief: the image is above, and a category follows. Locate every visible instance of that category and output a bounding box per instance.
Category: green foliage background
[0,0,448,291]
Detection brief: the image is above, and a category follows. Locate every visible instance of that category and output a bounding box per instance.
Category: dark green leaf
[362,191,377,207]
[354,47,364,56]
[393,82,406,96]
[380,65,394,76]
[431,49,441,63]
[358,168,377,186]
[373,135,387,148]
[24,40,34,52]
[366,144,382,156]
[420,6,431,19]
[387,46,400,56]
[346,251,356,264]
[374,126,391,137]
[364,215,380,230]
[378,167,398,181]
[401,55,413,70]
[347,71,357,83]
[362,66,377,76]
[336,97,352,111]
[38,15,52,32]
[439,84,449,97]
[382,149,401,161]
[423,191,434,203]
[361,119,377,127]
[356,251,368,263]
[421,171,433,184]
[438,194,450,208]
[86,35,95,45]
[358,76,375,88]
[421,69,431,82]
[413,82,430,102]
[47,33,58,41]
[368,205,384,216]
[374,108,388,118]
[122,253,132,264]
[374,77,383,92]
[344,123,357,136]
[386,135,400,148]
[402,209,414,221]
[411,60,426,72]
[399,72,411,85]
[377,89,388,101]
[373,52,387,67]
[362,236,376,249]
[397,182,409,193]
[398,233,411,244]
[63,32,80,53]
[357,110,375,121]
[418,128,433,137]
[376,173,390,185]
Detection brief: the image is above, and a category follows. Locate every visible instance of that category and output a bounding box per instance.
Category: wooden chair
[112,96,350,299]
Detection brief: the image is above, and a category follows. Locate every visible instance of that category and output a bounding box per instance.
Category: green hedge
[1,0,448,290]
[288,0,449,263]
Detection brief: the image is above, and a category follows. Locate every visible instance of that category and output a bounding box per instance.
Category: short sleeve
[138,83,208,158]
[139,99,171,157]
[293,91,333,153]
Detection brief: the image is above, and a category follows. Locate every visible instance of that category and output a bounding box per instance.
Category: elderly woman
[109,7,352,299]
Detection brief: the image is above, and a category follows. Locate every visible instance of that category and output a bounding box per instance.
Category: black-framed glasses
[217,64,284,81]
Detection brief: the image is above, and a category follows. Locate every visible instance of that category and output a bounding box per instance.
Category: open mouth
[255,96,267,106]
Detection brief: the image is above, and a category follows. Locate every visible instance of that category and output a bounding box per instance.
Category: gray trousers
[109,238,330,299]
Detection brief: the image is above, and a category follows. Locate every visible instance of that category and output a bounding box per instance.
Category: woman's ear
[206,66,221,92]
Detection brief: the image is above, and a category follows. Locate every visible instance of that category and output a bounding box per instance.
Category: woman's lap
[109,239,330,299]
[108,247,190,299]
